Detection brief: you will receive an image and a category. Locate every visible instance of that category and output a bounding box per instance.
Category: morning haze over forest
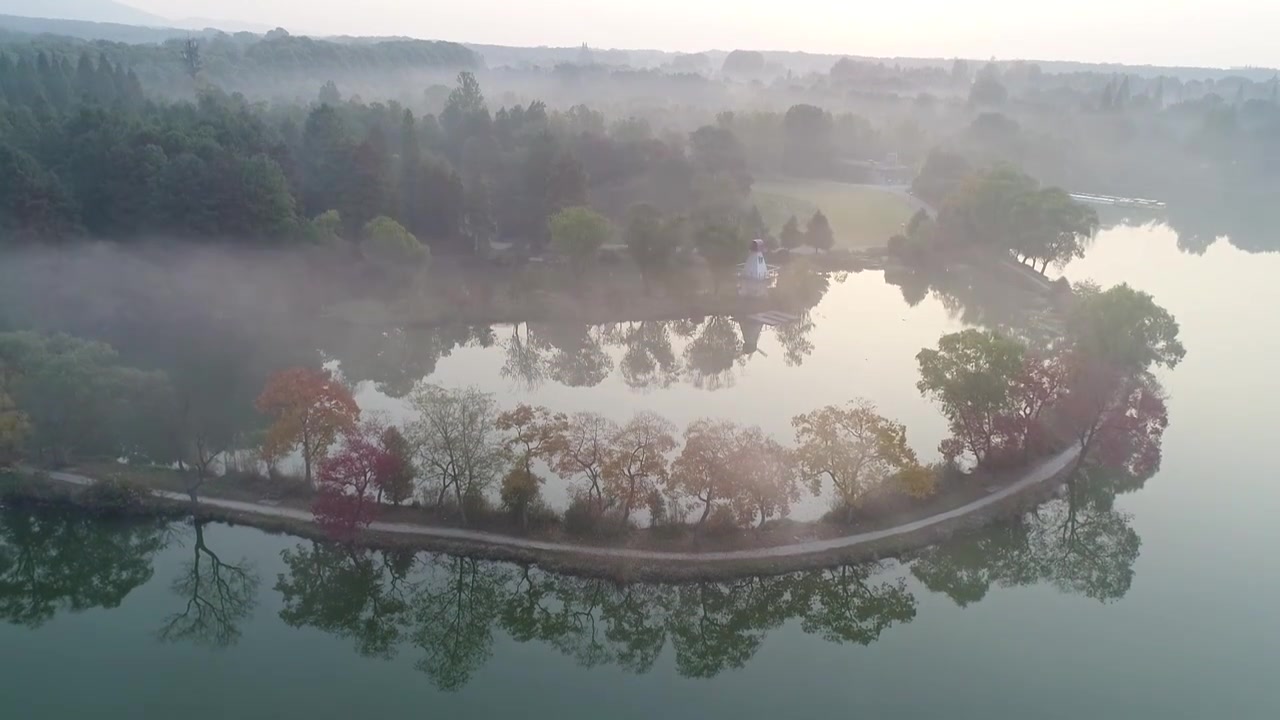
[0,2,1278,718]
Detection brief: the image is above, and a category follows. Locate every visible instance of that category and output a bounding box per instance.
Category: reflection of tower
[737,317,764,357]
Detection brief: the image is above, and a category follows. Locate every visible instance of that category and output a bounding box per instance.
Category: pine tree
[780,215,803,250]
[806,210,835,252]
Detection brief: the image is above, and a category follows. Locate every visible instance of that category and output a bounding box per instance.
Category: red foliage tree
[990,349,1071,464]
[313,423,388,540]
[1059,353,1169,477]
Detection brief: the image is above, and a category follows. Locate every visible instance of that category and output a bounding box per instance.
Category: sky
[128,0,1280,69]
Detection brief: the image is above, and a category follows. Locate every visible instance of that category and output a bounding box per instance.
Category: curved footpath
[44,445,1081,567]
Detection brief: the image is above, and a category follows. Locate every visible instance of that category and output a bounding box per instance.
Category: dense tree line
[0,56,777,273]
[0,29,476,99]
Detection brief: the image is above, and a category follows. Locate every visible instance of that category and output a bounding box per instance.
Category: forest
[1,24,1278,257]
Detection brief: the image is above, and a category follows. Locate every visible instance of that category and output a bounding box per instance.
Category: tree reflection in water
[0,506,167,627]
[495,315,817,391]
[270,543,920,690]
[0,469,1147,691]
[158,520,260,648]
[911,465,1145,606]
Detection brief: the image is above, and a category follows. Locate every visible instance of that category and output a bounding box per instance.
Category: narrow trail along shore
[44,445,1081,564]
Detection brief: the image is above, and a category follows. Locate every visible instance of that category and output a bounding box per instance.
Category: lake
[2,222,1278,718]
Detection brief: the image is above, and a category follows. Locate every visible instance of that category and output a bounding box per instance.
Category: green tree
[915,329,1027,466]
[911,149,973,208]
[624,203,678,288]
[0,332,168,465]
[361,215,430,280]
[377,426,416,506]
[1011,188,1099,273]
[780,214,804,250]
[806,210,835,251]
[969,63,1008,105]
[549,206,611,271]
[783,104,835,174]
[1066,283,1185,376]
[695,222,743,294]
[0,144,78,242]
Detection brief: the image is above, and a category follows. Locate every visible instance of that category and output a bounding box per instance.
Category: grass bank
[753,178,920,249]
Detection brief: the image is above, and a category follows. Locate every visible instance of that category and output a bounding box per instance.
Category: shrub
[80,478,152,516]
[563,495,603,537]
[702,505,741,536]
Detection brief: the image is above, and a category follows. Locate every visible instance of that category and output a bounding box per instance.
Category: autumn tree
[408,385,503,524]
[495,404,568,528]
[730,427,798,528]
[993,348,1071,460]
[915,329,1026,466]
[255,367,360,486]
[550,412,620,511]
[603,412,678,526]
[313,422,389,539]
[376,426,416,506]
[1059,355,1169,478]
[792,400,918,522]
[806,210,835,252]
[0,364,30,467]
[669,419,740,525]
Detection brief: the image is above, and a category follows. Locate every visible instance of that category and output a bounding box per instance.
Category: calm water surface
[2,223,1278,719]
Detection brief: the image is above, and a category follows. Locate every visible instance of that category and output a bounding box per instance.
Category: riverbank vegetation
[0,274,1182,551]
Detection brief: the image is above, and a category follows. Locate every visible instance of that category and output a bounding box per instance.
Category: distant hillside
[0,0,166,26]
[0,28,480,100]
[0,13,196,44]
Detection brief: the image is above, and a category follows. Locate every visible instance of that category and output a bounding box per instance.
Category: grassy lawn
[752,177,919,248]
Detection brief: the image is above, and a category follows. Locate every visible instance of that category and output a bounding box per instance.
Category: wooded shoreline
[2,446,1079,582]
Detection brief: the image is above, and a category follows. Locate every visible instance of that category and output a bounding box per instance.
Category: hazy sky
[129,0,1279,68]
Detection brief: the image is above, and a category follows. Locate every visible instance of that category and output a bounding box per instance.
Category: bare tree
[408,385,503,524]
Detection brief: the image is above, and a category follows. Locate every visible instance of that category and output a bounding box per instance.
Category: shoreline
[9,445,1081,582]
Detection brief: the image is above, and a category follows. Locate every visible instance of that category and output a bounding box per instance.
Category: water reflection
[911,465,1145,606]
[272,548,917,689]
[0,463,1143,690]
[884,264,1060,344]
[158,520,260,648]
[490,316,811,392]
[0,506,167,627]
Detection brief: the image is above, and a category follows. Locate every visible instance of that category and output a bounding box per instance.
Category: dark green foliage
[78,479,152,516]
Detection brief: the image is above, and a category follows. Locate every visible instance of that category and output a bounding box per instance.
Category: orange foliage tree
[255,367,360,485]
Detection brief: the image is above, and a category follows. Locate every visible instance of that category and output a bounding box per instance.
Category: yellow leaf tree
[255,367,360,486]
[792,399,918,523]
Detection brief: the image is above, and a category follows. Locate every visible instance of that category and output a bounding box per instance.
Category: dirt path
[44,444,1080,563]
